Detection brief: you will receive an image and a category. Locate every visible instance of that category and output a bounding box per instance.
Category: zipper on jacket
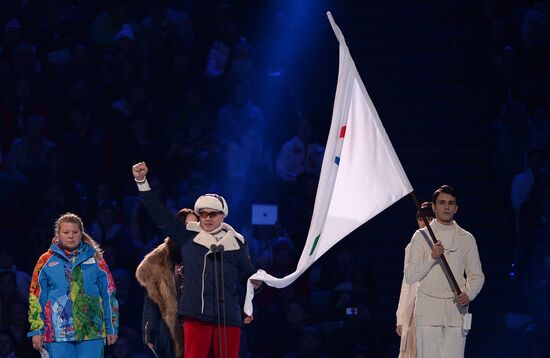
[200,251,210,314]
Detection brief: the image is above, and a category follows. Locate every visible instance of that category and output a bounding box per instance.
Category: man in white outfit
[396,202,434,358]
[405,185,485,358]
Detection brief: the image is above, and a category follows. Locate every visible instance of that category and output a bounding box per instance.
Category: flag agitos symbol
[339,125,346,138]
[334,125,346,166]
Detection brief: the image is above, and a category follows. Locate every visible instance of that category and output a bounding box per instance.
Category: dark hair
[432,185,457,204]
[165,237,182,264]
[416,201,435,219]
[174,209,189,225]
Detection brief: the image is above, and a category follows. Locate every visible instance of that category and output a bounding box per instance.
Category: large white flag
[244,11,413,315]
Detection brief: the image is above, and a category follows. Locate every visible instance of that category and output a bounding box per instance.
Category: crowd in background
[0,0,550,357]
[452,0,550,355]
[0,0,368,356]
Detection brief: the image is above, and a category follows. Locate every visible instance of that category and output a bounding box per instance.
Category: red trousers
[183,319,241,358]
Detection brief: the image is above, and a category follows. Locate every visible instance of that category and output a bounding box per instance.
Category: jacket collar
[49,239,95,265]
[186,222,244,251]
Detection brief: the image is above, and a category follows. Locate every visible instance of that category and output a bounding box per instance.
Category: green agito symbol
[309,234,321,256]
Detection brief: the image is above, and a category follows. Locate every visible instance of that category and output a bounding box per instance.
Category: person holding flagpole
[396,201,435,358]
[404,185,484,358]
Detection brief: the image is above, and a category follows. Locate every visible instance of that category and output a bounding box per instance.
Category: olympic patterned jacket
[27,239,119,342]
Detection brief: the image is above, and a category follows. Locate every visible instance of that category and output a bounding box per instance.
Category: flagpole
[410,191,462,295]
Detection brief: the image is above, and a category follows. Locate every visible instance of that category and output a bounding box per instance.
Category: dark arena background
[0,0,549,357]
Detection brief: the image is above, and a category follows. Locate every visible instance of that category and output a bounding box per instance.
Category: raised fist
[132,162,148,181]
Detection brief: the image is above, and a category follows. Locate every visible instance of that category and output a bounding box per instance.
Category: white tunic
[404,220,484,327]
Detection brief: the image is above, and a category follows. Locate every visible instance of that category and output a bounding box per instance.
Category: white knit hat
[194,194,228,217]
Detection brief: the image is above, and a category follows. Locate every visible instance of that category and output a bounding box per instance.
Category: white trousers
[416,325,466,358]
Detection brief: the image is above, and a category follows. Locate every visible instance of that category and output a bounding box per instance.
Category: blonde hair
[55,212,103,259]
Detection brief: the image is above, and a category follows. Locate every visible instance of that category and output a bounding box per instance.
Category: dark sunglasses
[199,211,222,219]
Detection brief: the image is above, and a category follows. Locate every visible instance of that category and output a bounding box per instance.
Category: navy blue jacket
[139,190,256,327]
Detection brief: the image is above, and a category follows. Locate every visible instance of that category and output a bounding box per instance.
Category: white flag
[244,11,413,315]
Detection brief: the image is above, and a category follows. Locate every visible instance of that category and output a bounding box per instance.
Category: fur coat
[136,238,184,358]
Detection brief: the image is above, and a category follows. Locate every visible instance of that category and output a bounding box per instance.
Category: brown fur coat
[135,238,183,357]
